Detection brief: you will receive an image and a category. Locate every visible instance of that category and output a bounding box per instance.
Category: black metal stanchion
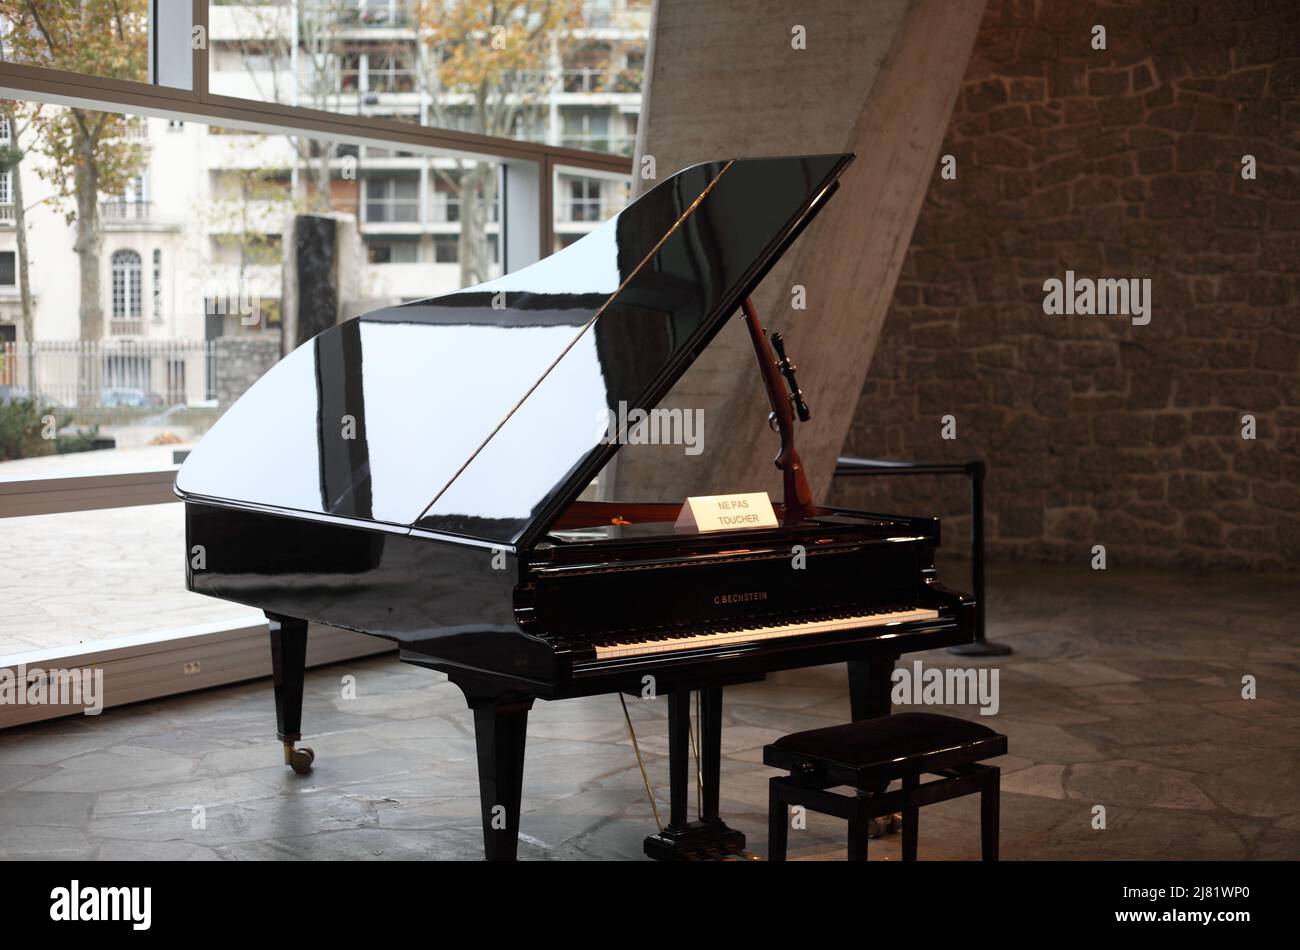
[947,461,1010,656]
[833,456,1011,657]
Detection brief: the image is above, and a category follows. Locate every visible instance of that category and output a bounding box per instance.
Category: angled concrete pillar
[608,0,986,504]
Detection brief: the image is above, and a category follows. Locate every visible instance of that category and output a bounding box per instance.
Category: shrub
[0,398,70,462]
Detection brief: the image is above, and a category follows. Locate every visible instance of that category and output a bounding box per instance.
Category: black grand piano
[176,153,975,860]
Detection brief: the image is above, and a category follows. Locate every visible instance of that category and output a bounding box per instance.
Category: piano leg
[460,690,534,862]
[848,655,897,721]
[848,655,901,838]
[643,687,747,860]
[267,613,314,775]
[700,687,724,824]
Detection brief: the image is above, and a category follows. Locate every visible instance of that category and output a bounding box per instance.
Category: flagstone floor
[1,563,1298,861]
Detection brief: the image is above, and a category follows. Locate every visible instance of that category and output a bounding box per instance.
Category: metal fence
[0,340,216,409]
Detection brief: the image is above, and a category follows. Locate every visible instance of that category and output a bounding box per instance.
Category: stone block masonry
[214,337,280,410]
[832,0,1300,570]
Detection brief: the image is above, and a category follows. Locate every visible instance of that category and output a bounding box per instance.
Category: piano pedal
[283,741,315,775]
[867,813,902,838]
[683,845,759,862]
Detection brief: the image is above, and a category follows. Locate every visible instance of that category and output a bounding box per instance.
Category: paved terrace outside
[1,564,1297,860]
[0,444,254,657]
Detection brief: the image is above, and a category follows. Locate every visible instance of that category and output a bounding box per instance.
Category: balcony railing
[560,134,636,156]
[109,319,145,336]
[364,198,420,224]
[100,201,152,222]
[558,199,612,224]
[331,3,416,28]
[562,68,643,94]
[429,197,500,224]
[341,70,417,94]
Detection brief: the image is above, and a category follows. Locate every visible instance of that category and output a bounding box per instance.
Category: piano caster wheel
[285,743,315,775]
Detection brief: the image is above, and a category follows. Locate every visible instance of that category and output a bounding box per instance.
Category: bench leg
[980,766,1000,862]
[768,778,788,862]
[847,797,870,861]
[902,773,919,861]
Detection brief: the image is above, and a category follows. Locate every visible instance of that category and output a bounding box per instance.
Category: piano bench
[763,712,1007,861]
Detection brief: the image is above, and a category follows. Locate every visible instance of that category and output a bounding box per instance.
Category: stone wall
[831,0,1300,569]
[214,337,280,409]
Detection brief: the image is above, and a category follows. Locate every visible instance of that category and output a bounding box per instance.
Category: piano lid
[176,153,854,547]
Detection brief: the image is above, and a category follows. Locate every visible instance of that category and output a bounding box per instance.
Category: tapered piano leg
[699,687,724,823]
[848,656,898,837]
[667,688,691,831]
[267,613,314,775]
[643,688,746,860]
[847,656,896,722]
[468,695,533,862]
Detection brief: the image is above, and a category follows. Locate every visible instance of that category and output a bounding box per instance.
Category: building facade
[0,0,647,407]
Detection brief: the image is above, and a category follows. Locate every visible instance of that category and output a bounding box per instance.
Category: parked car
[0,384,32,405]
[100,387,163,408]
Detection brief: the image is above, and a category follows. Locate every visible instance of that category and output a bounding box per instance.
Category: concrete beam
[608,0,986,506]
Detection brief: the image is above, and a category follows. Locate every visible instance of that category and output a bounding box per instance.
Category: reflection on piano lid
[176,154,853,546]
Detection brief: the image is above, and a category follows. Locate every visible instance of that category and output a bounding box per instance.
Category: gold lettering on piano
[713,591,769,606]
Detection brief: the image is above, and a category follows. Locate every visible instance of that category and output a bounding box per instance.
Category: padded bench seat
[764,712,1007,861]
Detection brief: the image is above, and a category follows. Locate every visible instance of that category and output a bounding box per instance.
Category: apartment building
[0,0,647,369]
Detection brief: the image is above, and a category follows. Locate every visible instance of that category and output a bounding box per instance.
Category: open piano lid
[176,153,854,548]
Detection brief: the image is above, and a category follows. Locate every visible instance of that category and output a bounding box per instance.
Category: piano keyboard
[592,606,941,660]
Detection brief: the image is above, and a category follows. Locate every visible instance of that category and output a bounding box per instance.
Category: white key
[593,607,941,660]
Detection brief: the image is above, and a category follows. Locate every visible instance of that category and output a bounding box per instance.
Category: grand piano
[176,153,975,860]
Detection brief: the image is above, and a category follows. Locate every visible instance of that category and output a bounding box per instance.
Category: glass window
[0,101,503,486]
[207,0,649,155]
[111,249,144,331]
[364,175,420,223]
[552,165,630,252]
[432,234,458,263]
[0,100,506,661]
[152,248,162,323]
[368,239,418,264]
[568,177,601,222]
[0,1,152,84]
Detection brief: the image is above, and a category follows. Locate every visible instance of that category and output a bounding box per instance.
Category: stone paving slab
[0,563,1297,860]
[0,502,249,656]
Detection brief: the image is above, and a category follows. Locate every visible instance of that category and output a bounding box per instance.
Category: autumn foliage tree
[0,0,148,401]
[415,0,585,286]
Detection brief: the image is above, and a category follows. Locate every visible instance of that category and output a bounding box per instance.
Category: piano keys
[175,153,976,860]
[590,608,943,661]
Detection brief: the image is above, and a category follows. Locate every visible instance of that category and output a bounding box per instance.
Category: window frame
[0,1,633,255]
[0,1,639,711]
[111,249,144,318]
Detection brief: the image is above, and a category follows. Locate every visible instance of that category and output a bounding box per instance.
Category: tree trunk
[12,139,35,395]
[313,140,333,212]
[73,119,103,408]
[458,162,497,288]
